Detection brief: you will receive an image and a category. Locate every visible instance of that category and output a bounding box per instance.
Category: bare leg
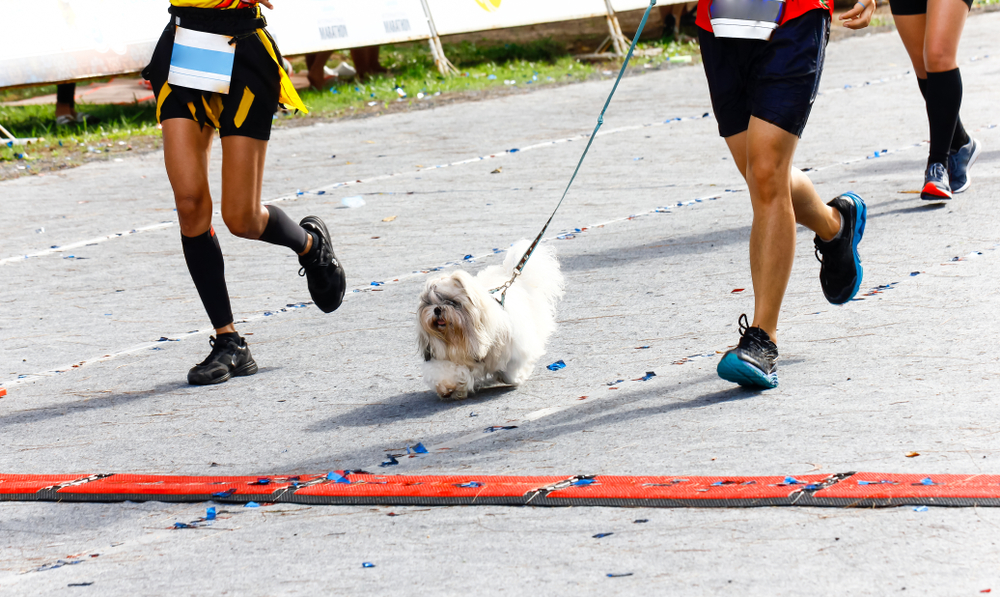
[924,0,968,72]
[306,51,334,89]
[219,136,313,252]
[893,14,928,77]
[724,118,840,342]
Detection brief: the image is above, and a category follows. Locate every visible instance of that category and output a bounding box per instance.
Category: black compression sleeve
[182,228,234,330]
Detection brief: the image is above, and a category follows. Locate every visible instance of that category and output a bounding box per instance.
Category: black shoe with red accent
[920,162,951,201]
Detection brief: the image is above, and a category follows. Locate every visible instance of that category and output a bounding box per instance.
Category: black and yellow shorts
[142,6,285,141]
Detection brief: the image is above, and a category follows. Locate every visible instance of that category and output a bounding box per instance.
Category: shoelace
[737,313,750,337]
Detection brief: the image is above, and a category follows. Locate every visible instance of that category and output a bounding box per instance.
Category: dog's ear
[417,326,434,361]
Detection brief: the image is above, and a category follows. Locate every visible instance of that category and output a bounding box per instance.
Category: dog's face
[417,270,494,363]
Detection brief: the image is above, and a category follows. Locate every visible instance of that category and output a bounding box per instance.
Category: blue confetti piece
[469,412,478,417]
[607,379,624,386]
[317,190,326,195]
[634,519,648,523]
[379,455,399,467]
[249,478,271,485]
[508,148,520,153]
[572,479,596,487]
[546,360,566,371]
[607,573,633,578]
[212,488,236,498]
[487,74,497,80]
[484,425,518,433]
[858,481,870,485]
[327,471,351,484]
[362,562,376,568]
[639,371,656,381]
[371,281,384,286]
[411,442,428,454]
[784,476,802,485]
[206,507,216,520]
[244,501,260,508]
[593,533,613,539]
[910,271,921,276]
[463,254,473,260]
[456,481,482,488]
[919,477,935,486]
[913,506,929,512]
[174,522,194,529]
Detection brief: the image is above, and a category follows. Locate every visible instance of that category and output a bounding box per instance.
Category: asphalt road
[2,13,1000,596]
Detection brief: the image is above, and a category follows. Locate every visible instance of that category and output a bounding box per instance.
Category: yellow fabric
[201,96,221,128]
[169,0,260,8]
[255,29,307,113]
[186,101,198,120]
[234,87,255,128]
[210,94,225,123]
[156,82,173,123]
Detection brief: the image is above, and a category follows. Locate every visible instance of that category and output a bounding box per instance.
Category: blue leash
[491,0,659,305]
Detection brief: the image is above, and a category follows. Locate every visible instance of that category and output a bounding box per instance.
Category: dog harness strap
[491,0,658,306]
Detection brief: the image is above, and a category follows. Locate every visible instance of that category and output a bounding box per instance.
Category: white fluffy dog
[417,239,564,400]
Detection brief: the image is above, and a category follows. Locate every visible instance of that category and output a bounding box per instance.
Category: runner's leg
[163,119,236,335]
[725,118,839,342]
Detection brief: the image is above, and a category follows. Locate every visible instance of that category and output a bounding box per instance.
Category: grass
[0,36,700,173]
[292,36,699,119]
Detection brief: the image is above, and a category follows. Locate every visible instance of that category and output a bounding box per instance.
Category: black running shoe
[814,192,867,305]
[921,162,952,201]
[298,216,346,313]
[716,314,778,389]
[948,137,981,194]
[188,335,258,386]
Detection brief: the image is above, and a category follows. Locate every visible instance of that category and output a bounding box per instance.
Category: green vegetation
[0,36,699,173]
[293,37,698,119]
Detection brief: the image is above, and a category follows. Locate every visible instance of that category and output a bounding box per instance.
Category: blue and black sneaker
[814,192,867,305]
[717,314,778,389]
[920,162,951,201]
[949,137,982,194]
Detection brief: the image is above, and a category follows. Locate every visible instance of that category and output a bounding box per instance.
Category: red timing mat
[3,472,999,507]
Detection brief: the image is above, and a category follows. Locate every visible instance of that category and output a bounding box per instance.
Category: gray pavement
[2,14,1000,595]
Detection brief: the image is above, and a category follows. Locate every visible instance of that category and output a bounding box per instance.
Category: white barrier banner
[0,0,432,89]
[265,0,432,56]
[610,0,661,10]
[0,0,165,88]
[425,0,610,36]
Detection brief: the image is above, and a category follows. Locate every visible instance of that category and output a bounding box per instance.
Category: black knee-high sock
[917,77,970,153]
[182,228,234,330]
[258,205,310,253]
[922,69,964,165]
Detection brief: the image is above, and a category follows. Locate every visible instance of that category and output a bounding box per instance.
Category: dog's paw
[436,380,468,400]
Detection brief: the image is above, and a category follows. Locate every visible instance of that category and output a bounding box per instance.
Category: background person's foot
[187,334,258,385]
[815,192,866,305]
[55,113,100,127]
[920,162,952,201]
[949,137,981,194]
[298,216,347,313]
[717,314,778,389]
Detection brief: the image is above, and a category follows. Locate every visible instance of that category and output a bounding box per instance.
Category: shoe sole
[300,216,346,314]
[717,352,778,389]
[831,192,866,305]
[189,359,258,386]
[920,181,952,201]
[951,140,981,194]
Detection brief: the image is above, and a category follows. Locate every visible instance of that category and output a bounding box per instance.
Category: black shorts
[698,9,831,138]
[890,0,972,15]
[142,6,282,141]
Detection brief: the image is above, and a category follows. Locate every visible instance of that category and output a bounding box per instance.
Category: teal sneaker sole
[837,192,867,304]
[717,352,778,389]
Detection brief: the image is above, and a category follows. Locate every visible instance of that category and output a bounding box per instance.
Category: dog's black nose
[434,306,442,317]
